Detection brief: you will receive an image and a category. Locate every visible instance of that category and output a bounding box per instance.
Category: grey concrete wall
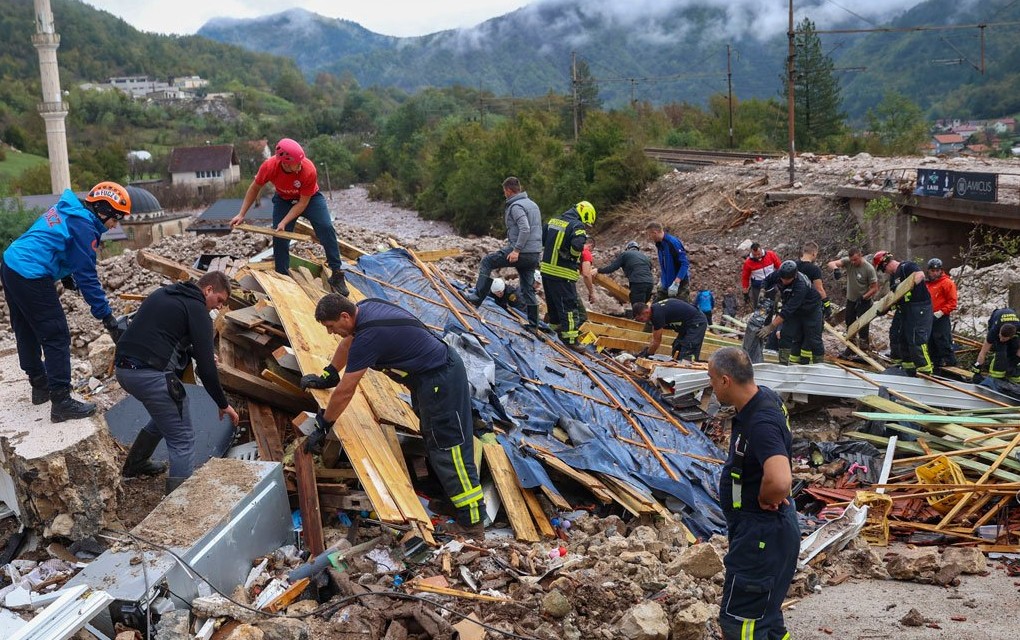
[850,198,975,270]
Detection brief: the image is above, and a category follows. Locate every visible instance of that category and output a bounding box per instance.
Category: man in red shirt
[925,258,958,369]
[230,138,348,295]
[741,243,782,309]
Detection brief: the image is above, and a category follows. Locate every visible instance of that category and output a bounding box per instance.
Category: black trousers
[779,307,823,364]
[845,298,872,345]
[890,304,933,374]
[543,275,581,344]
[629,282,654,305]
[720,508,800,640]
[1,262,73,390]
[670,321,708,361]
[928,314,957,367]
[408,350,484,525]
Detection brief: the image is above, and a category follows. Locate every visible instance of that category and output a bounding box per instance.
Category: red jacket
[741,250,782,289]
[926,274,957,315]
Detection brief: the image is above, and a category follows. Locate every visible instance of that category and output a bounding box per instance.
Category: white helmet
[533,273,542,285]
[491,278,506,295]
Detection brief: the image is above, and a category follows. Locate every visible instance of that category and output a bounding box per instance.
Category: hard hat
[872,251,891,270]
[778,260,798,279]
[625,240,639,251]
[275,138,305,164]
[575,201,597,225]
[86,181,131,219]
[491,278,506,295]
[927,257,943,270]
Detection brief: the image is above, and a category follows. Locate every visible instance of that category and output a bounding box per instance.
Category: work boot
[122,430,167,478]
[466,276,493,307]
[523,304,541,330]
[328,270,350,296]
[777,349,792,366]
[442,520,485,541]
[29,375,49,406]
[165,476,187,495]
[50,388,96,423]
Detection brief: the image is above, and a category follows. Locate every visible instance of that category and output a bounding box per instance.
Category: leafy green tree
[865,92,929,155]
[574,58,602,131]
[782,18,846,151]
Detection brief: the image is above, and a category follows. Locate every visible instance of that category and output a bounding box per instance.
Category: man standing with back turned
[710,347,798,640]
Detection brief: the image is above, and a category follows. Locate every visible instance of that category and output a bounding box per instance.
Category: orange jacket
[926,274,957,315]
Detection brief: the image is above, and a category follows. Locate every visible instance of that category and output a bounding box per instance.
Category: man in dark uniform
[709,347,799,640]
[796,241,831,321]
[758,260,823,365]
[596,240,655,305]
[303,294,485,537]
[539,201,595,347]
[116,271,240,494]
[487,278,526,312]
[874,251,933,376]
[973,308,1020,391]
[632,299,708,361]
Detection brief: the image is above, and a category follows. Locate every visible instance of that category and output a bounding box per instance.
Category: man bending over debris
[973,307,1020,394]
[304,294,485,538]
[115,271,239,494]
[2,181,131,422]
[757,260,824,365]
[873,251,933,377]
[708,347,798,640]
[596,240,655,305]
[632,299,708,361]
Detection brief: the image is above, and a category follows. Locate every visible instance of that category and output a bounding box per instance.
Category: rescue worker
[1,181,130,422]
[797,241,831,321]
[487,278,526,312]
[709,347,799,640]
[645,221,690,302]
[973,308,1020,391]
[757,260,824,365]
[230,138,349,296]
[466,177,543,329]
[596,240,655,305]
[303,294,485,538]
[633,299,708,361]
[874,251,933,376]
[740,242,781,309]
[115,271,240,494]
[925,258,958,369]
[540,201,595,348]
[826,247,878,355]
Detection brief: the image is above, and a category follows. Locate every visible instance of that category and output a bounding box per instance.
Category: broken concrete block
[225,624,265,640]
[44,514,75,539]
[87,334,116,377]
[615,601,670,640]
[541,589,571,618]
[675,543,724,579]
[942,547,987,575]
[255,617,309,640]
[671,600,717,640]
[154,609,190,640]
[192,594,259,625]
[886,547,940,582]
[935,562,963,586]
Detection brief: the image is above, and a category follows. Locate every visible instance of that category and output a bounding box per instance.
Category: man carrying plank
[873,251,933,377]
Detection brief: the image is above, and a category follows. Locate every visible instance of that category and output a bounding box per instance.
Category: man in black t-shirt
[709,347,799,640]
[632,299,708,361]
[759,260,824,365]
[796,241,831,321]
[302,294,485,538]
[874,252,933,376]
[974,308,1020,389]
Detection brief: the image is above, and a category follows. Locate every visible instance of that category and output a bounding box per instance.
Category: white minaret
[32,0,71,194]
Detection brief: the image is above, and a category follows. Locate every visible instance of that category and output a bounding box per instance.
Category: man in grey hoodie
[467,177,543,328]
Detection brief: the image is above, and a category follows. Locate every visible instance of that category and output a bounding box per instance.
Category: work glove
[60,275,78,292]
[742,290,750,304]
[305,410,332,454]
[636,348,650,358]
[822,298,832,319]
[102,313,124,344]
[756,324,774,340]
[667,281,680,298]
[934,310,944,319]
[832,268,843,281]
[300,364,340,390]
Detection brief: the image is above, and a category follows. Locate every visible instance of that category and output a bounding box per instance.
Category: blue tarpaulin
[345,249,725,537]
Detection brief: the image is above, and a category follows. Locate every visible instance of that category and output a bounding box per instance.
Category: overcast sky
[81,0,931,38]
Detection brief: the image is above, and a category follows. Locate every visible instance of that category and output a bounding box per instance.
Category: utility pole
[630,79,637,105]
[787,0,797,185]
[571,51,579,142]
[478,79,484,126]
[727,44,734,149]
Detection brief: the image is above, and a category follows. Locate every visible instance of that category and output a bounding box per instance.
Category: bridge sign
[916,169,998,202]
[917,168,952,197]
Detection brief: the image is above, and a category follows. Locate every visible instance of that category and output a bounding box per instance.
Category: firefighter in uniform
[632,300,708,361]
[709,347,799,640]
[539,201,595,347]
[757,260,824,365]
[973,308,1020,392]
[303,294,485,537]
[874,251,933,376]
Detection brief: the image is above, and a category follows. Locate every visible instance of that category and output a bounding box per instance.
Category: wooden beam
[137,250,198,281]
[294,442,325,555]
[417,248,463,262]
[483,441,540,542]
[234,223,311,243]
[936,430,1020,528]
[247,400,284,463]
[593,274,631,303]
[219,362,315,414]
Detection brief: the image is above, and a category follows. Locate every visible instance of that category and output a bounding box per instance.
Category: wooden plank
[936,431,1020,528]
[219,362,315,414]
[853,412,1001,425]
[294,442,325,555]
[271,346,302,374]
[417,248,462,262]
[520,488,556,539]
[260,368,308,397]
[247,400,284,462]
[823,322,884,372]
[846,275,915,339]
[483,442,540,542]
[137,250,198,281]
[594,273,631,303]
[235,223,312,242]
[522,441,615,504]
[225,305,265,330]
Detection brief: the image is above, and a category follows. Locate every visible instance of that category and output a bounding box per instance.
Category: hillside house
[168,145,241,195]
[933,134,965,155]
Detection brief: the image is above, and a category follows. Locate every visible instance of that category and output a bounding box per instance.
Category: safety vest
[539,211,586,281]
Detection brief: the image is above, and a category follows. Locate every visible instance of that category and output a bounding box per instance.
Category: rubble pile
[952,255,1020,337]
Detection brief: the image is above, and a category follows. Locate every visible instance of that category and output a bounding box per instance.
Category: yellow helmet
[575,200,596,225]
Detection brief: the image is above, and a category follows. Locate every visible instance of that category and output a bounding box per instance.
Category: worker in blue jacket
[644,221,690,302]
[1,182,130,422]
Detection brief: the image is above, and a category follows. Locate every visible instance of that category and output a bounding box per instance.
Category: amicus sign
[953,172,997,202]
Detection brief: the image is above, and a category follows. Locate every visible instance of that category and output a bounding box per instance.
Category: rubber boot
[50,388,96,423]
[122,430,167,477]
[29,375,49,406]
[328,270,349,296]
[523,305,540,330]
[466,276,493,307]
[165,476,187,495]
[778,349,792,366]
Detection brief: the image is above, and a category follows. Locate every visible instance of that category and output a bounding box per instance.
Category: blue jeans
[272,192,343,275]
[116,367,195,478]
[1,262,72,390]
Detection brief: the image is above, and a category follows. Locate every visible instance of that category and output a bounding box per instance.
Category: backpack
[695,289,714,312]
